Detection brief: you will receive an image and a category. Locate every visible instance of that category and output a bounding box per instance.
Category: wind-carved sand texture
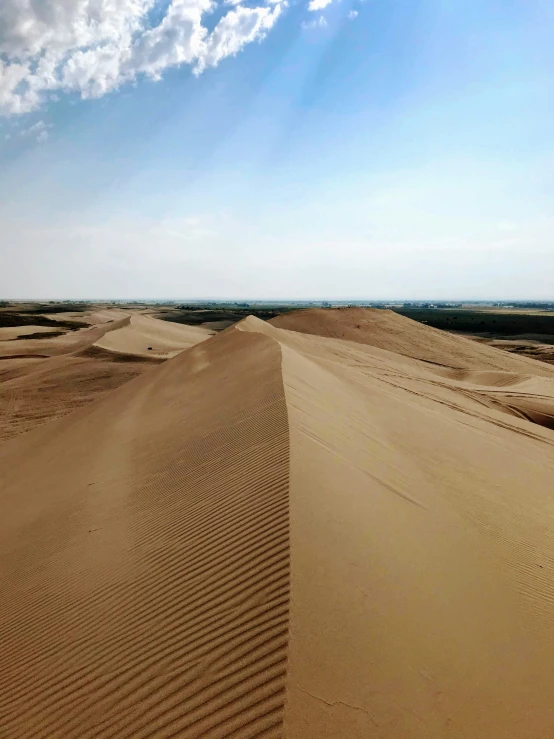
[1,328,289,738]
[2,308,554,737]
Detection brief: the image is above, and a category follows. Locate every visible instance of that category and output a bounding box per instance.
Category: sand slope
[94,314,213,358]
[2,309,554,737]
[243,317,554,738]
[1,327,289,738]
[0,325,64,340]
[0,354,149,442]
[270,307,554,376]
[44,308,131,325]
[0,313,211,441]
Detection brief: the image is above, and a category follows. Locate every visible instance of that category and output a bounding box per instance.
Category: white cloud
[348,9,358,19]
[0,0,285,116]
[301,14,327,29]
[17,119,51,142]
[201,3,283,70]
[307,0,332,11]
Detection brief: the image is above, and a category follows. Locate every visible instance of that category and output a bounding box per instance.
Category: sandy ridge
[0,326,291,738]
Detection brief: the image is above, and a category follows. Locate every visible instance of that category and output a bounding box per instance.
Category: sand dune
[44,308,132,325]
[270,307,554,376]
[94,314,213,358]
[1,326,289,738]
[2,309,554,737]
[0,325,64,340]
[0,354,151,441]
[0,312,211,441]
[0,315,129,360]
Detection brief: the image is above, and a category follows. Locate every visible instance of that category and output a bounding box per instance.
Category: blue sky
[1,0,553,299]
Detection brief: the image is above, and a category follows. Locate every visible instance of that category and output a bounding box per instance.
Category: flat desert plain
[2,307,554,738]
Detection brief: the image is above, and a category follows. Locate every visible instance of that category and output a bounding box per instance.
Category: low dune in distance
[271,307,554,375]
[1,308,554,737]
[0,310,213,441]
[94,314,213,359]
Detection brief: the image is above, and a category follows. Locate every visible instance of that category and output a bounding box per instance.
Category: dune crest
[2,309,554,737]
[1,326,290,737]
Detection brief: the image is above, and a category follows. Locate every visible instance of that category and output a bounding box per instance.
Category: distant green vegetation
[159,306,296,328]
[395,309,554,337]
[0,312,86,330]
[158,303,554,338]
[7,303,89,314]
[6,331,66,341]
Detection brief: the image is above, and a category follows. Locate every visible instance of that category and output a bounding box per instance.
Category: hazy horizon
[4,297,554,304]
